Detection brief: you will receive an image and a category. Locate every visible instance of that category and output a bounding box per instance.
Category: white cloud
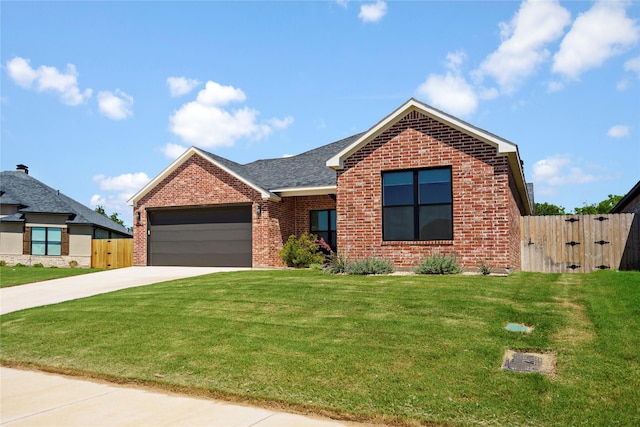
[5,56,92,105]
[93,172,150,193]
[624,55,640,78]
[97,89,134,120]
[336,0,348,8]
[417,51,478,117]
[417,73,478,117]
[6,57,38,87]
[476,0,571,93]
[268,116,295,129]
[91,172,151,224]
[167,76,200,97]
[546,80,565,93]
[607,124,630,138]
[358,1,387,23]
[532,154,599,187]
[161,143,189,159]
[169,80,293,148]
[553,1,640,80]
[196,81,246,106]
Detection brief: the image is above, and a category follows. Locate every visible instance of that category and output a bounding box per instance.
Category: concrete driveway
[0,267,359,427]
[0,266,245,315]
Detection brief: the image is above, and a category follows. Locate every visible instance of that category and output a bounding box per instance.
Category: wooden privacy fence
[91,239,133,269]
[521,213,639,273]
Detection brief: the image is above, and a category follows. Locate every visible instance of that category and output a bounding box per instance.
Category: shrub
[14,263,26,268]
[478,262,492,276]
[278,233,326,268]
[347,257,395,275]
[324,253,350,274]
[0,260,6,267]
[68,260,79,268]
[32,263,44,268]
[416,253,461,275]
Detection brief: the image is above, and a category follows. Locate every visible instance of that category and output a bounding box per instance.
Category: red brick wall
[133,154,260,266]
[336,110,524,271]
[132,153,337,267]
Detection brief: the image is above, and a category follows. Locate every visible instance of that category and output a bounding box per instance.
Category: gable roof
[326,98,533,214]
[129,98,532,214]
[128,133,362,205]
[0,171,132,236]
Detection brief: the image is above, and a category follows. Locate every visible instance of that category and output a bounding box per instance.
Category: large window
[310,209,336,252]
[31,227,62,256]
[382,167,453,241]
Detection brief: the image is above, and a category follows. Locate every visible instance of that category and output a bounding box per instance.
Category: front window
[31,227,62,256]
[382,167,453,241]
[310,209,336,252]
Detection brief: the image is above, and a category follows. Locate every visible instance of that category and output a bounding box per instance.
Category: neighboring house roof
[129,99,532,213]
[611,180,640,213]
[0,171,132,236]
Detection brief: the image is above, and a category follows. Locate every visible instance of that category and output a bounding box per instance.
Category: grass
[1,270,638,426]
[0,266,104,288]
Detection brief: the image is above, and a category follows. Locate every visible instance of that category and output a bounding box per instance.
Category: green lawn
[0,266,104,288]
[1,270,638,426]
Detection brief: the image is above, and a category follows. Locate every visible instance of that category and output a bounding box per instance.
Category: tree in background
[574,194,623,215]
[535,194,623,215]
[95,205,126,227]
[534,202,566,215]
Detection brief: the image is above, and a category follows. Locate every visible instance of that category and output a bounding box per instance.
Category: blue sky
[2,0,639,225]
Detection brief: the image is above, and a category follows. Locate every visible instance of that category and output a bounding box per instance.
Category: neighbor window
[382,167,453,241]
[31,227,62,256]
[310,209,336,252]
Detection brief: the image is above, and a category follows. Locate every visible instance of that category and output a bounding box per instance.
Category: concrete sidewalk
[0,266,246,315]
[1,267,360,427]
[0,367,353,427]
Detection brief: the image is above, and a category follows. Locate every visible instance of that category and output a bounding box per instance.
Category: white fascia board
[128,147,280,206]
[326,98,518,170]
[271,186,336,197]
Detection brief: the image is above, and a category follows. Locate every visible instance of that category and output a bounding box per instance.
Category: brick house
[129,99,533,271]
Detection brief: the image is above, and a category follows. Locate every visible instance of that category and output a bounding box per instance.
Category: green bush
[33,263,44,268]
[416,253,461,275]
[68,260,79,268]
[278,233,326,268]
[478,262,492,276]
[324,253,350,274]
[346,257,395,275]
[0,260,6,267]
[14,263,26,268]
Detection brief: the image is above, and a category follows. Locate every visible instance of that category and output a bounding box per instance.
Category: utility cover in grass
[505,323,534,333]
[502,350,556,376]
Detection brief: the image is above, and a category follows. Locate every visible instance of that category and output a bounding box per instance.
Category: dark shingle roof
[199,133,364,191]
[0,171,132,236]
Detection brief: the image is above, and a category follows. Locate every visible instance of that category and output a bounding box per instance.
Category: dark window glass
[383,167,453,241]
[382,171,413,206]
[310,209,337,251]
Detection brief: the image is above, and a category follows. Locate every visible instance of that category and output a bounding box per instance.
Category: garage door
[148,206,252,267]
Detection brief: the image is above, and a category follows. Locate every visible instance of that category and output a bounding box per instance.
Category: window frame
[309,209,337,252]
[382,167,453,242]
[31,226,63,256]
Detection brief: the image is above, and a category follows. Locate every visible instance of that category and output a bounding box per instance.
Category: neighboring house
[0,165,132,267]
[610,180,640,215]
[129,98,533,271]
